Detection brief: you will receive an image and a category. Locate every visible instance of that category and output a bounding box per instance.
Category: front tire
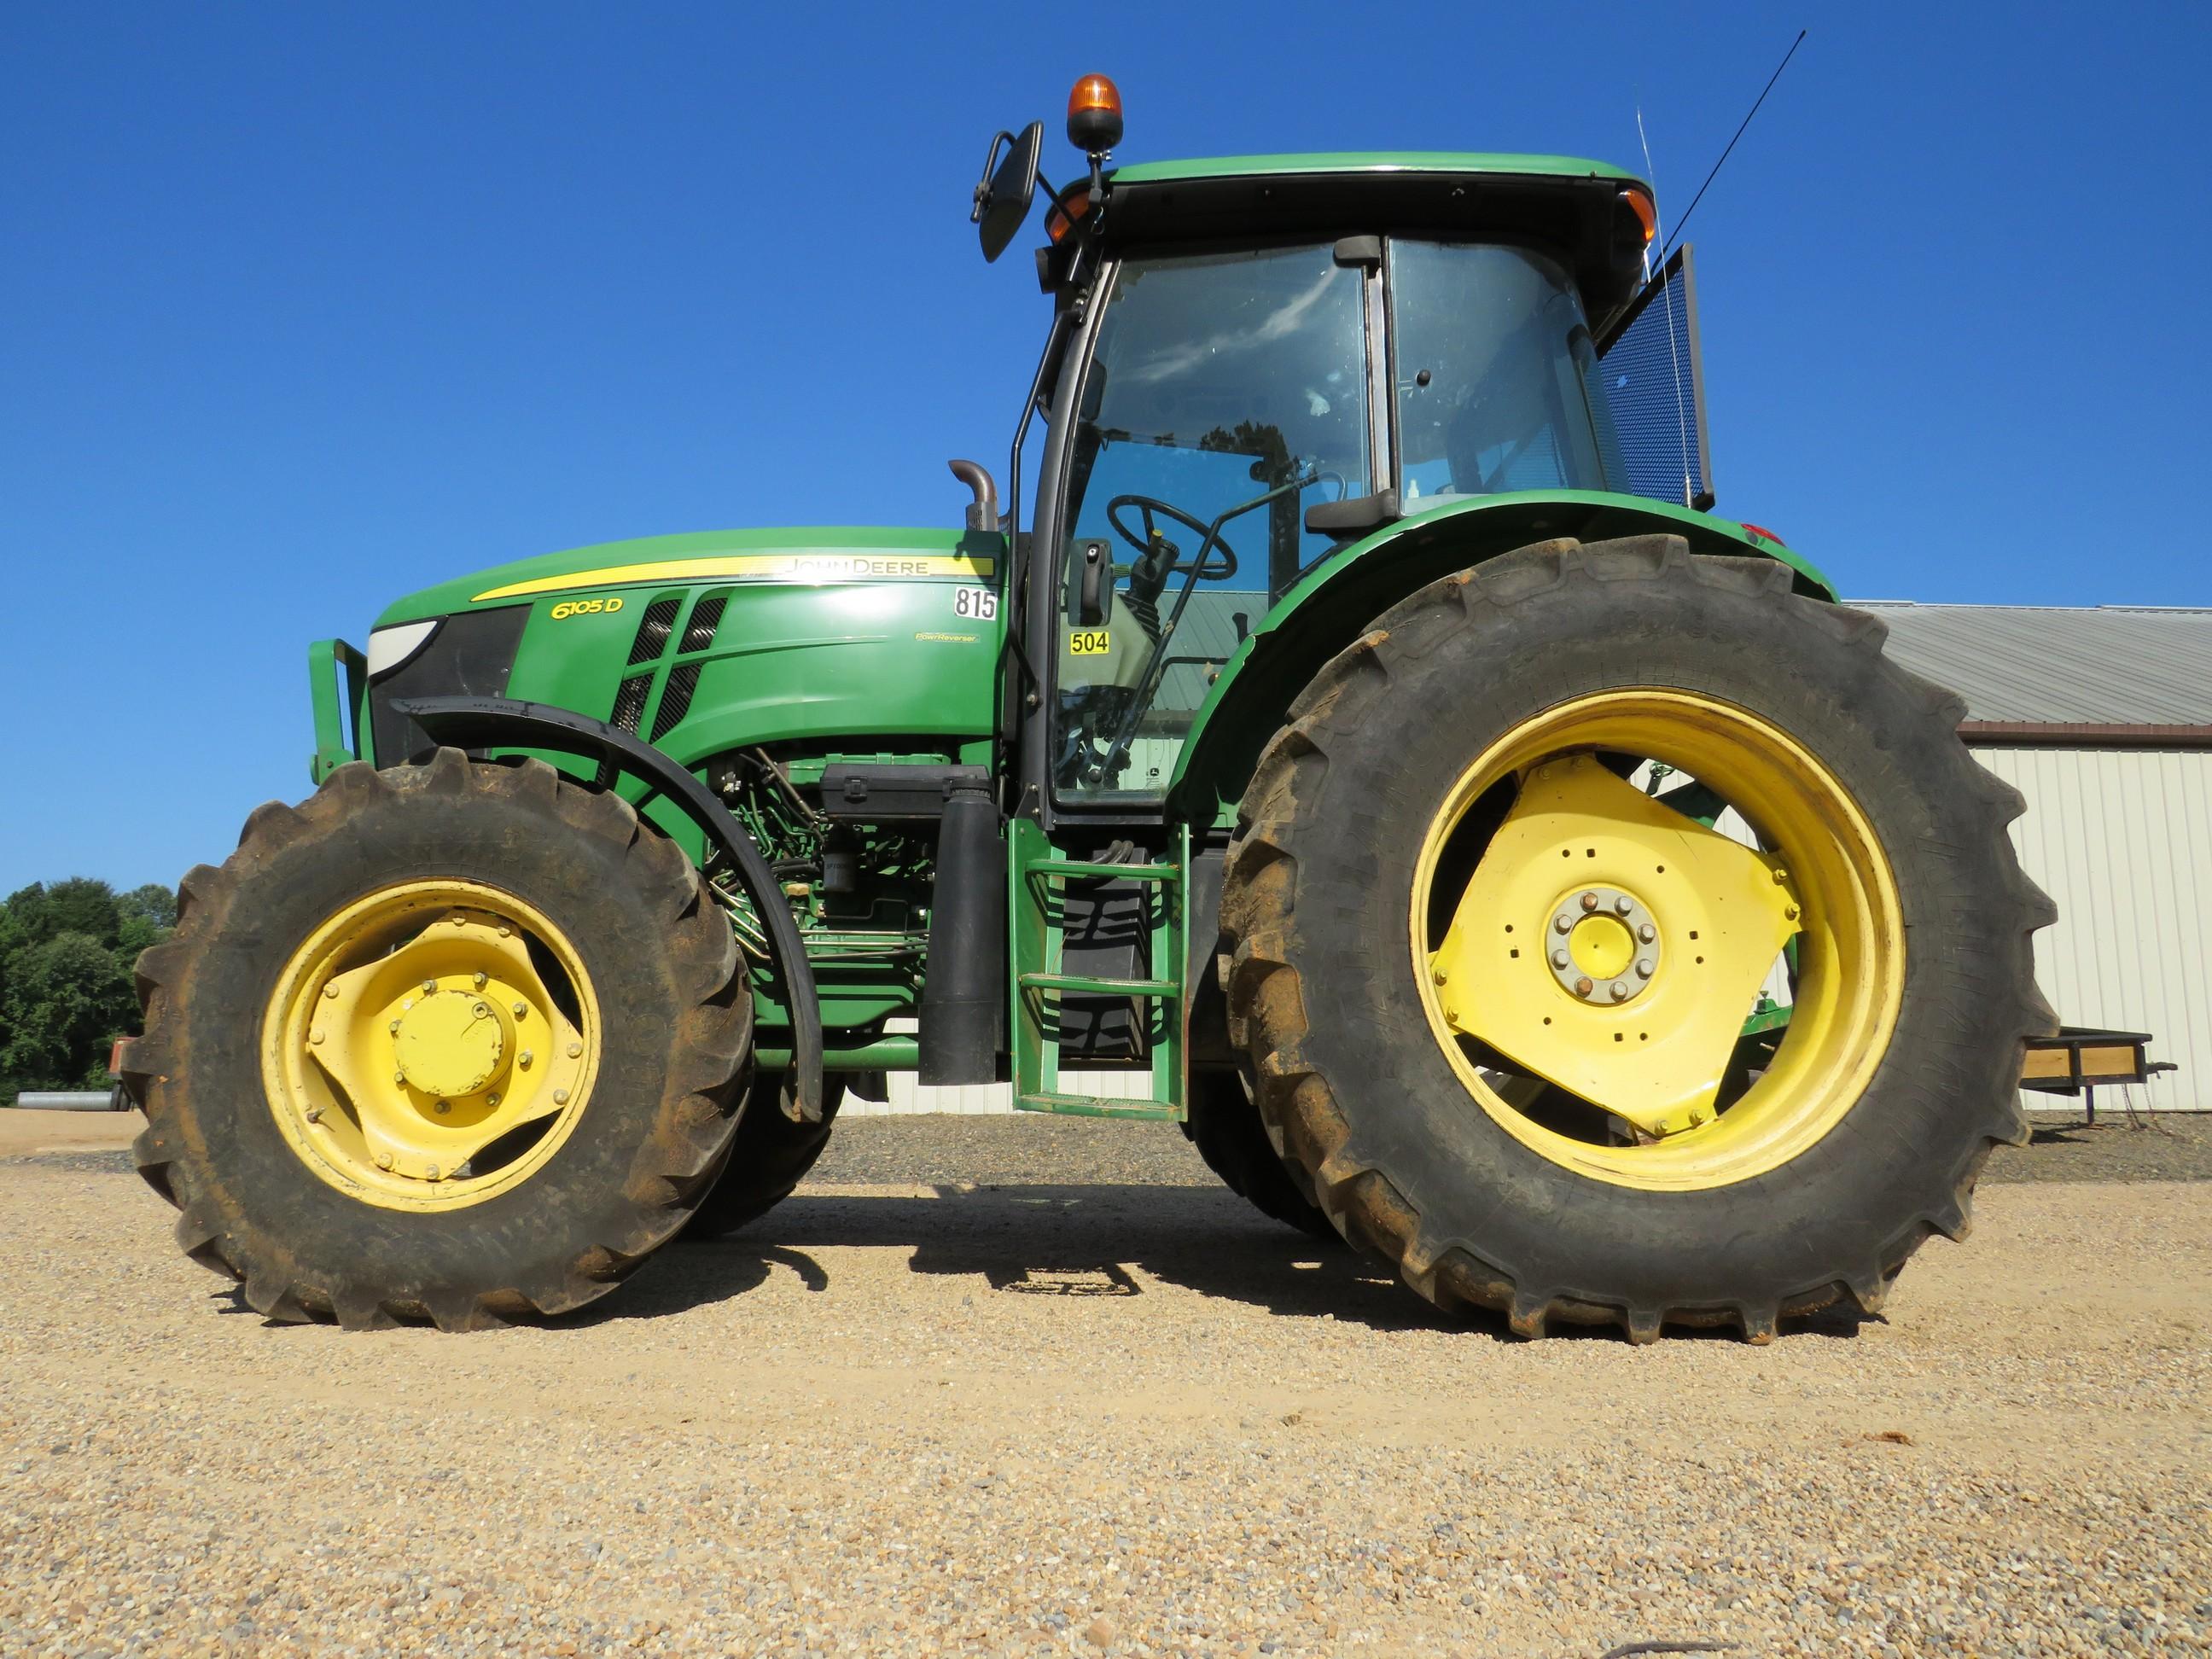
[1221,538,2054,1342]
[124,751,753,1331]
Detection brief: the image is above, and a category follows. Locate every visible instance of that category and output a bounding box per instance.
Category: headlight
[366,619,441,679]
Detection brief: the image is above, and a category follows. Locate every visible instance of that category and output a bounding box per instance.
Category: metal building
[856,602,2212,1116]
[1869,603,2211,1114]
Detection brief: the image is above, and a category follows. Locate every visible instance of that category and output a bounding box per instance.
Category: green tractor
[124,78,2052,1341]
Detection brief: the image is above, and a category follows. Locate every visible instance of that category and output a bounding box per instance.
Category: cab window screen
[1594,244,1714,510]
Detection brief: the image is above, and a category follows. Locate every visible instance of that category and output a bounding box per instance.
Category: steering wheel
[1103,494,1240,586]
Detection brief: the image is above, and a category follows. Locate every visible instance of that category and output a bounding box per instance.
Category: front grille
[610,673,653,734]
[649,662,701,742]
[368,606,529,765]
[680,595,726,653]
[626,598,681,666]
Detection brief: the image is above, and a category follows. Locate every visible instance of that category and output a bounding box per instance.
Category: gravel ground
[806,1109,2212,1190]
[2,1112,2208,1657]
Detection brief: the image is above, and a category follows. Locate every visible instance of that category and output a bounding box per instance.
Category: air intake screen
[649,663,701,742]
[626,597,681,666]
[680,595,726,653]
[611,673,652,734]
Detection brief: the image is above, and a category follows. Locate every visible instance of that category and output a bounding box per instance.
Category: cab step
[1008,819,1189,1121]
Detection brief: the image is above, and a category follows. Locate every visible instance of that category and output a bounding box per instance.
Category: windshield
[1391,242,1624,505]
[1054,244,1371,800]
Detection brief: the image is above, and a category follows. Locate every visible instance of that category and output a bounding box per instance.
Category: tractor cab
[970,79,1710,815]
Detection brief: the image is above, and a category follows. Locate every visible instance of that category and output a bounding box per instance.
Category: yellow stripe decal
[473,553,997,602]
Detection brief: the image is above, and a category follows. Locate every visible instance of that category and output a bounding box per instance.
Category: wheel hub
[1429,753,1802,1138]
[263,888,598,1209]
[393,990,508,1098]
[1548,885,1660,1004]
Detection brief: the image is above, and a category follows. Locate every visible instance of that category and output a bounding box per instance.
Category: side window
[1392,242,1615,508]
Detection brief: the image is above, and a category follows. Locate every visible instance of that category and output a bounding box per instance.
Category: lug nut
[323,983,340,1000]
[1580,891,1599,911]
[1615,895,1633,916]
[1772,868,1788,885]
[434,1102,450,1115]
[472,1002,488,1019]
[1639,923,1656,943]
[473,971,486,989]
[305,1106,323,1124]
[1636,958,1655,979]
[1432,967,1448,986]
[388,1019,400,1035]
[486,1093,500,1108]
[1574,976,1594,998]
[566,1041,582,1058]
[512,1002,527,1019]
[1553,914,1574,934]
[426,1164,440,1181]
[393,1071,407,1086]
[553,1089,570,1105]
[309,1029,324,1045]
[1610,981,1631,1001]
[519,1051,533,1068]
[375,1150,393,1170]
[1551,949,1570,969]
[1785,904,1801,920]
[497,924,512,937]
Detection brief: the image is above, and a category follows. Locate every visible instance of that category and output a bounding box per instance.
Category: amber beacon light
[1067,74,1123,154]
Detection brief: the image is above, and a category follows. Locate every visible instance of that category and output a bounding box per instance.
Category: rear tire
[123,752,753,1331]
[679,1074,847,1240]
[1221,538,2054,1342]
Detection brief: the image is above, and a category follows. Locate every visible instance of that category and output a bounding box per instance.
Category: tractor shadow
[615,1182,1450,1332]
[613,1183,1879,1343]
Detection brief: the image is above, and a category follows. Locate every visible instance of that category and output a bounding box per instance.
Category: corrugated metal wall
[845,746,2208,1116]
[1972,747,2207,1112]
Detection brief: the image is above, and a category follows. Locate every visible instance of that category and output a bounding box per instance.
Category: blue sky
[3,3,2207,891]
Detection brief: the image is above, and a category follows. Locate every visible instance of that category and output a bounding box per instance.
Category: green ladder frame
[1008,818,1189,1121]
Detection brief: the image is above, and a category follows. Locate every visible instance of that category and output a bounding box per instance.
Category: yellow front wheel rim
[261,879,601,1212]
[1412,690,1904,1191]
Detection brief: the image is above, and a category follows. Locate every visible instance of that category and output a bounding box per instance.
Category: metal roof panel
[1854,604,2212,726]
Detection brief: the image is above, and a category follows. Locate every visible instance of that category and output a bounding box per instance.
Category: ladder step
[1027,860,1181,882]
[1018,971,1179,997]
[1016,1091,1181,1121]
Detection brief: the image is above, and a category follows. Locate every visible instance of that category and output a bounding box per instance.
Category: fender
[391,695,825,1124]
[1166,490,1837,825]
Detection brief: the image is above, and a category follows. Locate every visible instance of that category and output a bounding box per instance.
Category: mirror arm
[969,131,1017,224]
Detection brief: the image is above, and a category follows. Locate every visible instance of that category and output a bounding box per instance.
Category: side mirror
[972,122,1044,264]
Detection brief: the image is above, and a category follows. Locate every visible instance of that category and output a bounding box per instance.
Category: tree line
[0,879,174,1105]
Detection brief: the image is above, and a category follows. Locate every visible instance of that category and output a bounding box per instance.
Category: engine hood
[374,525,1004,627]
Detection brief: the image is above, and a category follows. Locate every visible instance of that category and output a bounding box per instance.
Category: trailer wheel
[1221,537,2054,1341]
[679,1074,847,1240]
[123,751,752,1330]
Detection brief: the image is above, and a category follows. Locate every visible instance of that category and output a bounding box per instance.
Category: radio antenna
[1659,28,1807,263]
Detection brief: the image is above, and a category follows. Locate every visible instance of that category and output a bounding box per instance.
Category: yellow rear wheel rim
[261,879,601,1212]
[1411,690,1904,1191]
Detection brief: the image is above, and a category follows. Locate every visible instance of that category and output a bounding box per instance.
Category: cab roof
[1096,152,1654,331]
[1112,151,1643,187]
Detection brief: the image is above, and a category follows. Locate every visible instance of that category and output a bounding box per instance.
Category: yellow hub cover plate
[1429,754,1802,1137]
